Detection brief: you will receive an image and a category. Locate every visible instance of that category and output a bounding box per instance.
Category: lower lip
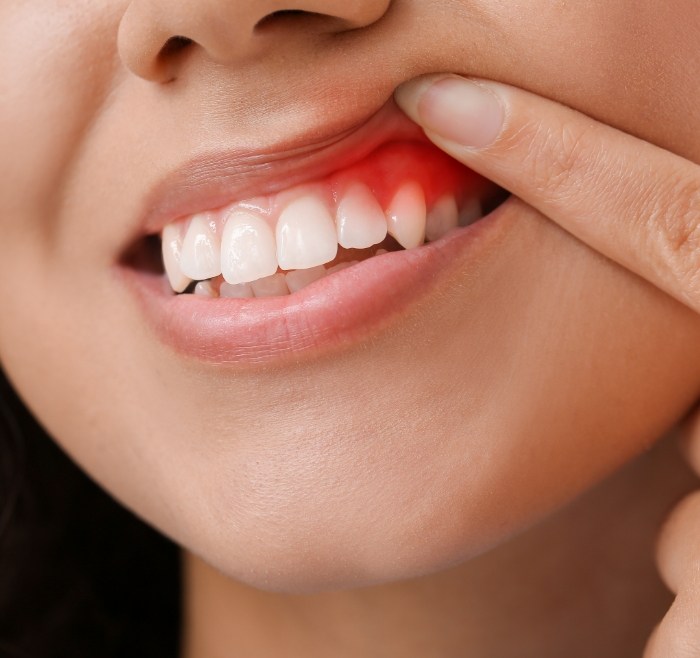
[119,199,512,365]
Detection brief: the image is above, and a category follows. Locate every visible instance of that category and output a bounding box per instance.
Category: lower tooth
[194,280,218,298]
[458,198,483,227]
[220,281,255,299]
[285,266,327,293]
[251,273,289,298]
[326,260,358,275]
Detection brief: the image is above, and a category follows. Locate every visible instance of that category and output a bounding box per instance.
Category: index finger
[395,75,700,313]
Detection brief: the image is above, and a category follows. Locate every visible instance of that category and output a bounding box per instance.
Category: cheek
[0,3,121,236]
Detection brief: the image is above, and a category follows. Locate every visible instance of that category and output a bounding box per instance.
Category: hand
[395,74,700,314]
[646,407,700,657]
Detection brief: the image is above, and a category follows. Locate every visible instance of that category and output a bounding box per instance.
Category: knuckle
[506,116,597,201]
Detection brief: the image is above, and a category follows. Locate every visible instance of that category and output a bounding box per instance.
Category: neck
[181,434,691,658]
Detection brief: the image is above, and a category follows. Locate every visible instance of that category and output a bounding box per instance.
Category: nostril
[255,10,326,32]
[159,35,193,60]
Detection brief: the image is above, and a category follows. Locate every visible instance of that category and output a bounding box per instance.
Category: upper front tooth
[386,182,427,250]
[336,183,387,249]
[221,210,278,285]
[426,195,459,242]
[276,195,338,270]
[161,223,193,293]
[180,213,221,280]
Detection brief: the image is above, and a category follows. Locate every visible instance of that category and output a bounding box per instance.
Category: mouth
[118,99,509,364]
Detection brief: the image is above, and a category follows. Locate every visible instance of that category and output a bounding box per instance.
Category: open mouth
[119,103,510,364]
[126,141,507,300]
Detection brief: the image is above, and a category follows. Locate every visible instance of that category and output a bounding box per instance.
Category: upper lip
[134,97,426,241]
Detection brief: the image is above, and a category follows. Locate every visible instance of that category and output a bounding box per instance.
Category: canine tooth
[161,224,192,293]
[336,183,387,249]
[180,213,221,280]
[458,198,483,227]
[276,196,338,270]
[220,282,255,298]
[221,210,278,284]
[426,196,459,241]
[285,266,327,293]
[386,182,426,249]
[194,280,218,298]
[251,273,289,298]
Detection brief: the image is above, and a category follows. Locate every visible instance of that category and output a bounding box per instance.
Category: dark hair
[0,368,181,657]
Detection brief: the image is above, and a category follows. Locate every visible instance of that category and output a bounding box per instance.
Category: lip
[118,196,511,365]
[119,95,510,365]
[136,98,426,240]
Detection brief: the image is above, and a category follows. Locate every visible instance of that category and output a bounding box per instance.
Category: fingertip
[395,74,505,150]
[655,490,700,594]
[394,74,450,124]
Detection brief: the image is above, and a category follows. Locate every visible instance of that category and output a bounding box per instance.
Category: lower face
[0,0,699,592]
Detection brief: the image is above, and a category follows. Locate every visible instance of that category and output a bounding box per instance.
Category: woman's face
[1,0,699,591]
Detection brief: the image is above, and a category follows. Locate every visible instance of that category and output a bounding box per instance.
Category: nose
[118,0,392,83]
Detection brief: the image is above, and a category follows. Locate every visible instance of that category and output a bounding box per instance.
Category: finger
[655,490,700,595]
[679,406,700,474]
[644,594,700,658]
[395,75,700,313]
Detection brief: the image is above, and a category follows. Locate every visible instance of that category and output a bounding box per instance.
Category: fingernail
[395,75,505,149]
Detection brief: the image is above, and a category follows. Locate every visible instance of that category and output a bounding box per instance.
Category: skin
[653,412,700,657]
[0,0,699,655]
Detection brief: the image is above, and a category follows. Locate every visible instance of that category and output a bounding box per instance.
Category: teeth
[386,182,426,249]
[458,198,483,227]
[336,183,387,249]
[180,213,221,281]
[194,280,218,298]
[161,224,193,293]
[221,210,278,285]
[162,180,487,296]
[426,196,459,242]
[327,260,359,275]
[220,281,255,299]
[285,266,327,293]
[251,273,289,298]
[276,195,338,270]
